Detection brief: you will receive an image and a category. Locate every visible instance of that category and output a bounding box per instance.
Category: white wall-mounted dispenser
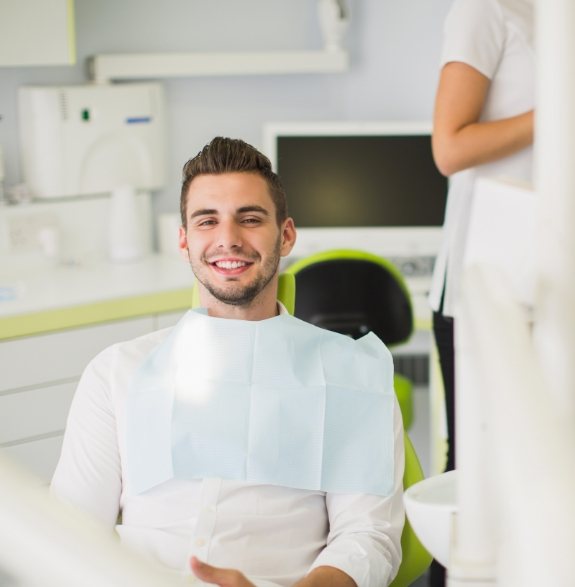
[18,83,166,198]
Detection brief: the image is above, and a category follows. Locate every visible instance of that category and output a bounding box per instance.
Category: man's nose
[216,221,242,249]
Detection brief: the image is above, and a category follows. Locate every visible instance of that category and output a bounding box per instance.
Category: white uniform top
[51,306,405,587]
[429,0,535,317]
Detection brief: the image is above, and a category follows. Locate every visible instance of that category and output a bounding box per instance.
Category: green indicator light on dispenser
[81,108,90,121]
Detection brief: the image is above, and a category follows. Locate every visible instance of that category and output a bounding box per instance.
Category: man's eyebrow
[190,208,218,219]
[189,205,270,220]
[237,205,269,216]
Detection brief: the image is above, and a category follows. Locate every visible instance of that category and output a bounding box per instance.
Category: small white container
[37,226,61,262]
[317,0,348,51]
[108,185,144,263]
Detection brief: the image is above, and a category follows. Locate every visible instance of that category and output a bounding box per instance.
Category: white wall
[0,0,452,215]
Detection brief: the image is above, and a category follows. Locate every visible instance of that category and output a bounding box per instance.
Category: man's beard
[190,237,281,306]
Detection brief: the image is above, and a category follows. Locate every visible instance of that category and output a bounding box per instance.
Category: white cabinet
[0,0,76,66]
[0,315,155,482]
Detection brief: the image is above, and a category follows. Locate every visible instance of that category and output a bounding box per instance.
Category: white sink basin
[404,470,457,568]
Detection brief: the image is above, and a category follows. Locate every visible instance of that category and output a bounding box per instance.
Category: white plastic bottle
[108,185,144,262]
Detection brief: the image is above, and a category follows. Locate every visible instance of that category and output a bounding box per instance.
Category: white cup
[108,185,144,263]
[37,226,61,262]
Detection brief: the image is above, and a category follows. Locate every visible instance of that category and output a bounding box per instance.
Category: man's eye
[197,219,216,227]
[242,217,262,224]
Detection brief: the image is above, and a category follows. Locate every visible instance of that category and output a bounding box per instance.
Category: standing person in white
[428,0,534,584]
[51,137,405,587]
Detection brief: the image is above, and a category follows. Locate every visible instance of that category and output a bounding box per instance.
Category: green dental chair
[191,263,431,585]
[284,249,415,430]
[283,249,430,585]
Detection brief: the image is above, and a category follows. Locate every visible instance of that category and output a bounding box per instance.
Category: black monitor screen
[275,134,448,228]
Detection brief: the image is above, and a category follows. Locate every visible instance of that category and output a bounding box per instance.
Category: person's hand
[190,556,256,586]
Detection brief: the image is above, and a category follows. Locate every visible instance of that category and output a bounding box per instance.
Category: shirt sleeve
[441,0,506,79]
[51,345,122,528]
[308,399,405,587]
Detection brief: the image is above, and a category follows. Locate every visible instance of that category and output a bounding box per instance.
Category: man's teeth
[215,260,247,269]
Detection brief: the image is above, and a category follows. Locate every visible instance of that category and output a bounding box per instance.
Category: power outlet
[8,212,59,253]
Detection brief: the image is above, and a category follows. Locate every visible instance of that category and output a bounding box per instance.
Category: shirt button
[195,538,206,547]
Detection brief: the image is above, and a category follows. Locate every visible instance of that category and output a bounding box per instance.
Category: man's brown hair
[180,137,288,228]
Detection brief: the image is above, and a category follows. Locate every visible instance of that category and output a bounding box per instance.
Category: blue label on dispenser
[125,116,152,124]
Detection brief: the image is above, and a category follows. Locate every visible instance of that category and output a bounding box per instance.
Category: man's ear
[280,217,297,257]
[178,226,189,261]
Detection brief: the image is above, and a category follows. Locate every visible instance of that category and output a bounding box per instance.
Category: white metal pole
[447,310,495,586]
[533,0,575,421]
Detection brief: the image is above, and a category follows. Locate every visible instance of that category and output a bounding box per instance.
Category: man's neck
[201,292,280,321]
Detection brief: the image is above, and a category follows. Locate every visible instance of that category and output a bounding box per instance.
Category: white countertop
[0,253,193,319]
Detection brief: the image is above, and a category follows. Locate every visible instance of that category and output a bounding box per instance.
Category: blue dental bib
[125,309,396,496]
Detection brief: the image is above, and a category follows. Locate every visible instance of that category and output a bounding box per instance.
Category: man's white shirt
[51,311,405,587]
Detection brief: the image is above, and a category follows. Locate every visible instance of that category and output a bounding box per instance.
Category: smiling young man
[179,162,296,321]
[52,138,405,587]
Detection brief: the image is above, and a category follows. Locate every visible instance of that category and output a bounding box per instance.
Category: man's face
[179,172,296,310]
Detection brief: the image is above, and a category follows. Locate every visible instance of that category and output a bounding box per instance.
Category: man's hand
[190,556,256,587]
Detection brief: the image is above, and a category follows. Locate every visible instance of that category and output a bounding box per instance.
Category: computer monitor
[263,122,448,264]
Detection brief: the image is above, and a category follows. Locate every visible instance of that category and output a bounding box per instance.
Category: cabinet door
[0,316,156,481]
[0,0,75,66]
[0,381,75,445]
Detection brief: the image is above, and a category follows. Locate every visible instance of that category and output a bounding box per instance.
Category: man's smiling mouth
[213,260,249,269]
[209,258,256,273]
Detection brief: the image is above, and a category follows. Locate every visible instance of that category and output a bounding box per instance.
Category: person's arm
[432,61,534,177]
[51,346,122,528]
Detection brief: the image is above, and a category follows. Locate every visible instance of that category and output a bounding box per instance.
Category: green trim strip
[67,0,77,64]
[0,288,194,341]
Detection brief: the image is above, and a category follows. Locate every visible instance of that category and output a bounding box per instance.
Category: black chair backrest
[292,258,413,346]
